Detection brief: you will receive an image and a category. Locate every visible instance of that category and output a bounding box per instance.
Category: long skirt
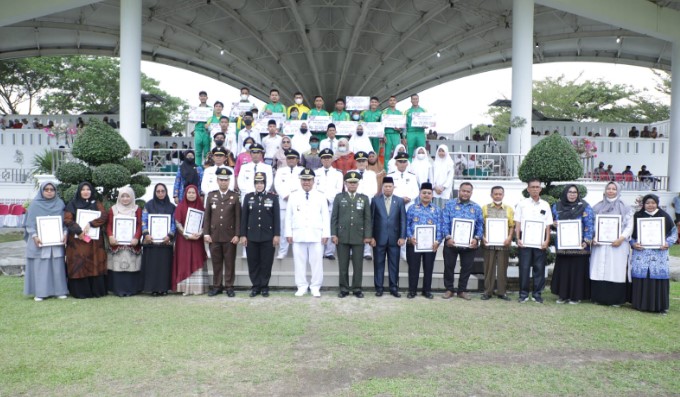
[551,254,591,301]
[108,270,143,297]
[141,244,173,294]
[631,273,670,313]
[68,275,107,299]
[24,256,68,299]
[175,263,210,295]
[591,280,627,306]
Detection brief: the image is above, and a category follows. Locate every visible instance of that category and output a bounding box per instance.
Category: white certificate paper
[521,220,545,249]
[308,116,332,131]
[149,214,171,243]
[188,106,213,122]
[415,225,436,252]
[452,218,474,247]
[282,120,304,136]
[485,218,508,246]
[360,122,385,138]
[382,114,406,129]
[557,220,583,250]
[36,216,64,247]
[345,96,370,111]
[334,121,358,136]
[595,215,621,245]
[76,209,101,240]
[184,208,204,237]
[411,113,437,128]
[638,217,665,249]
[113,216,136,245]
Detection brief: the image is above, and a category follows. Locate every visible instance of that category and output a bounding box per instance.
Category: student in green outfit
[194,90,212,166]
[205,101,224,139]
[331,98,350,121]
[308,95,330,141]
[361,96,382,156]
[405,93,426,158]
[263,89,286,115]
[382,95,403,170]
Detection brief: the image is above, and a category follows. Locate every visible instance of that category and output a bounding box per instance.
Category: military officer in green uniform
[331,171,373,298]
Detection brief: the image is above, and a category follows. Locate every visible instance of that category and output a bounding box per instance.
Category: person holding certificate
[23,181,68,301]
[590,182,633,306]
[404,94,426,158]
[405,182,443,299]
[106,186,143,297]
[513,178,553,304]
[550,185,595,304]
[381,96,403,170]
[480,186,515,301]
[172,185,208,296]
[629,194,676,314]
[141,183,176,296]
[441,182,484,300]
[64,181,109,299]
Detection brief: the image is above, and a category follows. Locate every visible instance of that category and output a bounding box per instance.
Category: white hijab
[387,143,407,173]
[432,144,454,185]
[408,146,432,185]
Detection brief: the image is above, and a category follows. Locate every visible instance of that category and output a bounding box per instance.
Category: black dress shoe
[407,291,416,299]
[208,288,223,297]
[262,290,269,297]
[498,294,511,301]
[353,291,364,298]
[363,256,372,261]
[226,289,235,297]
[481,294,491,300]
[338,291,349,298]
[375,291,383,297]
[390,291,401,298]
[422,292,434,299]
[324,255,336,260]
[249,290,259,298]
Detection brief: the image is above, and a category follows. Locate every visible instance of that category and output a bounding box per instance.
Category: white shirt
[237,127,261,153]
[201,165,235,198]
[290,131,311,154]
[387,170,419,210]
[285,189,331,242]
[314,166,344,206]
[274,166,303,209]
[213,130,238,156]
[351,169,378,203]
[237,161,273,196]
[262,134,283,159]
[348,135,374,155]
[514,197,554,227]
[320,137,339,153]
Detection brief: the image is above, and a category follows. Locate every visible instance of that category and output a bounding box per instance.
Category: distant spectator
[572,132,579,136]
[426,129,437,140]
[608,129,617,137]
[472,131,483,141]
[13,119,23,129]
[638,165,652,182]
[587,131,593,137]
[622,165,634,177]
[109,118,117,129]
[77,117,85,128]
[594,132,601,137]
[640,126,651,138]
[659,134,664,138]
[650,127,658,139]
[32,118,40,129]
[545,130,550,135]
[159,125,173,136]
[21,118,30,129]
[629,126,639,138]
[606,165,614,180]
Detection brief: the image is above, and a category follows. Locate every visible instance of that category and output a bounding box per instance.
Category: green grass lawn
[1,276,678,396]
[0,231,23,243]
[670,244,680,257]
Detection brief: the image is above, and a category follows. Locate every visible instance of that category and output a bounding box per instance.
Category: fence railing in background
[450,152,524,179]
[0,168,32,183]
[52,148,183,175]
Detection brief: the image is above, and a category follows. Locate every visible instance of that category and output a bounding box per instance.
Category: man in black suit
[370,177,407,297]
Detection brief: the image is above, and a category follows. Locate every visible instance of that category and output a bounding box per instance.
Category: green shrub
[55,162,92,185]
[120,157,144,174]
[130,174,151,187]
[130,184,147,199]
[540,194,558,207]
[61,184,78,203]
[72,119,130,166]
[518,134,583,187]
[92,164,131,190]
[549,184,588,199]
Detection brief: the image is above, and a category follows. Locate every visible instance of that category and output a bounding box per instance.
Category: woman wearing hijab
[141,183,176,296]
[234,136,255,182]
[64,181,108,298]
[172,185,208,295]
[590,182,633,306]
[550,185,595,304]
[172,150,203,204]
[24,181,68,301]
[332,138,356,175]
[431,144,454,208]
[106,186,143,297]
[387,144,407,174]
[629,194,676,314]
[274,136,294,170]
[408,146,432,187]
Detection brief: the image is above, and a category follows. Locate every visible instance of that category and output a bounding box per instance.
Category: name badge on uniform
[356,200,364,210]
[264,198,273,208]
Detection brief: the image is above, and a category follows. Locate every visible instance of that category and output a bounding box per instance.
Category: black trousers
[443,246,476,292]
[518,247,546,299]
[406,244,435,293]
[246,240,275,291]
[337,243,364,292]
[373,243,400,292]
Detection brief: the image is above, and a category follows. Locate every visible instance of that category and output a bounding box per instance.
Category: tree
[518,133,583,189]
[141,75,189,133]
[0,58,54,114]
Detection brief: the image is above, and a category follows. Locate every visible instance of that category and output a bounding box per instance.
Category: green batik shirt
[331,110,350,121]
[308,108,330,117]
[205,114,223,136]
[382,108,402,135]
[405,106,426,134]
[361,109,381,123]
[263,102,286,114]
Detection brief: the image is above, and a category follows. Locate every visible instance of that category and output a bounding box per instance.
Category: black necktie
[254,164,258,173]
[325,169,328,176]
[306,192,309,200]
[360,170,364,177]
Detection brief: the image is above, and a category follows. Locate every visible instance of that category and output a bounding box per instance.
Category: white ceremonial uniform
[285,188,330,295]
[274,165,303,258]
[262,134,283,160]
[237,161,273,198]
[320,137,339,153]
[237,127,261,153]
[314,166,344,256]
[290,132,311,154]
[388,170,419,211]
[352,168,379,258]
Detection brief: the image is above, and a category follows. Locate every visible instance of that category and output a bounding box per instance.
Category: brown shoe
[442,290,454,299]
[457,292,471,301]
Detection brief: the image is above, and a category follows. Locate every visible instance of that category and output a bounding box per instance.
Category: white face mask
[338,146,348,153]
[416,153,426,160]
[295,98,303,105]
[493,200,503,205]
[244,143,251,150]
[240,94,249,101]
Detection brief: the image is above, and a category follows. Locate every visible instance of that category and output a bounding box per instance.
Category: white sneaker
[568,300,580,305]
[556,299,567,304]
[277,253,286,259]
[34,297,43,302]
[57,295,67,299]
[295,288,307,297]
[311,289,321,298]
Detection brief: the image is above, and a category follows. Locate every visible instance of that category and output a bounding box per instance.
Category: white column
[119,0,142,149]
[510,0,534,164]
[668,41,680,191]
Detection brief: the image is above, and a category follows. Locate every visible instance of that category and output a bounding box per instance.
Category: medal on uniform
[212,203,216,209]
[357,200,364,210]
[264,198,273,208]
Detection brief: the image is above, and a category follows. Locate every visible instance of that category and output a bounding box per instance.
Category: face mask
[310,142,319,149]
[416,153,426,160]
[295,98,303,105]
[338,146,347,153]
[244,144,251,151]
[244,119,253,126]
[300,128,308,134]
[291,112,299,119]
[240,94,249,101]
[493,200,503,205]
[185,157,195,165]
[356,131,364,136]
[352,114,360,121]
[214,140,224,146]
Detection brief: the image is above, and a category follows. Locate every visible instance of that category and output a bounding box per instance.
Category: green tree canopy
[518,133,583,187]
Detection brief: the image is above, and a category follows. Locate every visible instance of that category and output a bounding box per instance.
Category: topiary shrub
[92,164,132,190]
[130,184,147,199]
[518,133,583,188]
[55,162,91,185]
[548,184,588,200]
[120,157,144,174]
[130,174,151,187]
[72,119,130,166]
[61,184,78,203]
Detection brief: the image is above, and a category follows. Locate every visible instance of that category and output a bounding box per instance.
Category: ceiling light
[436,51,441,58]
[616,36,622,43]
[220,49,224,55]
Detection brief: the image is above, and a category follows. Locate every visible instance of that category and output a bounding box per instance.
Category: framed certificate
[485,218,508,246]
[184,208,204,237]
[557,220,583,250]
[345,96,370,111]
[637,217,665,249]
[595,215,621,245]
[521,220,545,249]
[76,209,101,240]
[414,225,436,252]
[452,218,474,247]
[149,214,171,243]
[188,106,213,122]
[113,216,136,245]
[36,216,64,247]
[382,114,406,129]
[411,113,436,128]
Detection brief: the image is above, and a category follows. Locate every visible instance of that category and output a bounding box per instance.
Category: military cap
[254,172,266,183]
[382,176,394,184]
[395,152,409,161]
[299,168,316,179]
[354,151,368,161]
[285,149,300,159]
[249,143,265,152]
[319,148,334,158]
[344,171,362,183]
[420,182,433,191]
[211,147,227,156]
[216,167,232,179]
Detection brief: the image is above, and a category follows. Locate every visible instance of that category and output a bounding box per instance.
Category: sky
[140,61,670,134]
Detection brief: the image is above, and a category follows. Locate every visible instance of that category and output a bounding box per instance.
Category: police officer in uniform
[273,149,303,259]
[315,148,344,259]
[331,171,373,298]
[240,172,280,297]
[203,167,241,297]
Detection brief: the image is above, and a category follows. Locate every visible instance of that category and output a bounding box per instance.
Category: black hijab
[631,194,674,239]
[144,183,175,215]
[555,184,587,221]
[180,150,200,188]
[65,181,98,213]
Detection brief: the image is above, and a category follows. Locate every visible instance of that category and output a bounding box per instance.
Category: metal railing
[52,148,182,175]
[449,152,525,180]
[0,168,33,183]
